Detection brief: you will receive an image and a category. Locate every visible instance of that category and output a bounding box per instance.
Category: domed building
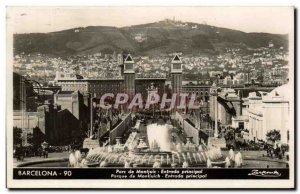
[247,83,291,144]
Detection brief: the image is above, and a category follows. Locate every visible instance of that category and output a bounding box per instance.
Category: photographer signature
[248,170,281,177]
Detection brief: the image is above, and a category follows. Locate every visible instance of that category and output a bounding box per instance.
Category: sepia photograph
[6,6,295,189]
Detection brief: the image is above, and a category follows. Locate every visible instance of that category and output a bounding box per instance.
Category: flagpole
[90,93,94,138]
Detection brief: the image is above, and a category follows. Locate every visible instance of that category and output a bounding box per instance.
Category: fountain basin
[86,149,220,168]
[18,159,288,168]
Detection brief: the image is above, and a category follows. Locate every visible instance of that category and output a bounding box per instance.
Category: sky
[7,7,294,34]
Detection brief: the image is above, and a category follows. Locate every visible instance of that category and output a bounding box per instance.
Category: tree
[13,127,22,146]
[71,128,87,148]
[32,127,45,148]
[266,129,281,143]
[27,133,34,145]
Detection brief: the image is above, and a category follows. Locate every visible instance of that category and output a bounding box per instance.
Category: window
[125,64,133,70]
[238,122,244,129]
[173,64,181,70]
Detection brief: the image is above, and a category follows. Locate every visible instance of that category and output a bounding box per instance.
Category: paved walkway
[221,150,288,163]
[13,151,69,167]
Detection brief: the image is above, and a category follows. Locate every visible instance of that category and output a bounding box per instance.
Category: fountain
[234,152,243,167]
[137,137,148,151]
[187,152,193,164]
[229,149,235,161]
[166,154,169,165]
[182,161,189,168]
[124,160,131,168]
[153,160,161,168]
[207,158,212,168]
[225,157,230,168]
[84,121,226,168]
[69,151,76,167]
[114,137,124,152]
[147,123,172,151]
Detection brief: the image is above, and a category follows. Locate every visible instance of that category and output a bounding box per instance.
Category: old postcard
[6,6,295,189]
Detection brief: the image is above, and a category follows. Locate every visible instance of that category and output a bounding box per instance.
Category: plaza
[13,53,291,169]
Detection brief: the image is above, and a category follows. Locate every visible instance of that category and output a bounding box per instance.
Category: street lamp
[89,93,97,138]
[210,82,219,138]
[17,76,43,146]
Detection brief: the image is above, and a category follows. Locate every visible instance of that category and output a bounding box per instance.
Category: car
[55,147,63,152]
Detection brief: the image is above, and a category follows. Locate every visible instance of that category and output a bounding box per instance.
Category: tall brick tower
[123,54,135,100]
[171,55,183,110]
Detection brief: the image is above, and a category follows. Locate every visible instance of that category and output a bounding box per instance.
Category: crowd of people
[14,144,71,161]
[265,144,288,160]
[221,126,288,160]
[14,145,50,161]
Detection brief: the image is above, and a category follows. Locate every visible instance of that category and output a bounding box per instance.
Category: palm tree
[266,129,281,143]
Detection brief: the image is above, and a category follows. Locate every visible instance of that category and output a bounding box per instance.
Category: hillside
[13,20,288,56]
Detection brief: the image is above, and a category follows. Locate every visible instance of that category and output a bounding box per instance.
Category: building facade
[247,84,290,144]
[55,80,89,93]
[209,88,242,125]
[34,90,90,145]
[55,54,168,99]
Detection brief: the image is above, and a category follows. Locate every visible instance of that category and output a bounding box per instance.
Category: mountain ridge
[13,19,288,56]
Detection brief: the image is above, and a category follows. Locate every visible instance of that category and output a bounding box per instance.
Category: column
[214,96,218,138]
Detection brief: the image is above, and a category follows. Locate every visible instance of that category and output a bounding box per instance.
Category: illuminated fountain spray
[141,154,148,164]
[197,152,203,163]
[137,137,148,151]
[85,118,226,168]
[171,154,176,166]
[130,155,136,164]
[148,155,153,164]
[166,154,170,165]
[147,124,172,151]
[176,152,181,164]
[181,153,186,162]
[155,154,160,161]
[187,152,193,164]
[124,159,131,168]
[119,155,125,164]
[192,152,197,163]
[160,155,164,164]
